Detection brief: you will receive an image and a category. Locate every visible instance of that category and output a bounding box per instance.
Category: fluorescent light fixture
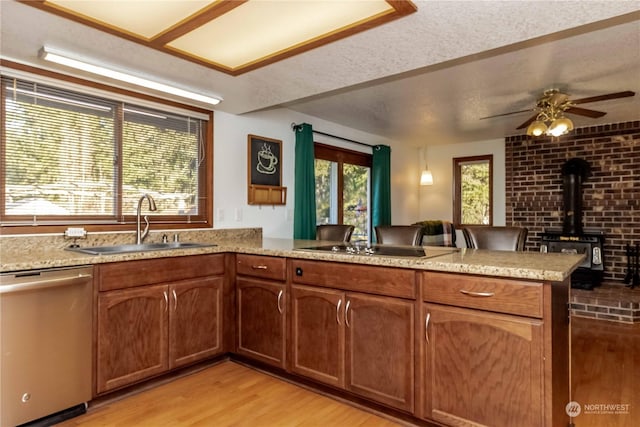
[39,46,222,106]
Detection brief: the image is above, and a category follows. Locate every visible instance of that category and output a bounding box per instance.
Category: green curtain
[293,123,317,240]
[371,145,391,233]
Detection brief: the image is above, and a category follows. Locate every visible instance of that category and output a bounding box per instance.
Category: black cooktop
[296,244,457,258]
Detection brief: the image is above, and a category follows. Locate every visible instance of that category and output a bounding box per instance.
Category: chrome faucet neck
[136,194,157,244]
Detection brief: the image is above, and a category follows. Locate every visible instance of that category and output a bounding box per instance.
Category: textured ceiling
[1,0,639,146]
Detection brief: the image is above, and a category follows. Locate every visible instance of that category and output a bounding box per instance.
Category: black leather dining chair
[462,226,528,251]
[374,225,423,246]
[316,224,355,242]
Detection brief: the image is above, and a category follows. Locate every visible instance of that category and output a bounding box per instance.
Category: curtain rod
[291,123,376,149]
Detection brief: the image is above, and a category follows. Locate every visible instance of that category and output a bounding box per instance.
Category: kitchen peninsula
[0,229,584,427]
[0,231,582,281]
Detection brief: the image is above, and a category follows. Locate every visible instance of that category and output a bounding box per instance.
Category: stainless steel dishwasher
[1,266,92,427]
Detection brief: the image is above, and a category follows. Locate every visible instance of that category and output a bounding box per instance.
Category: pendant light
[419,147,433,186]
[420,168,433,186]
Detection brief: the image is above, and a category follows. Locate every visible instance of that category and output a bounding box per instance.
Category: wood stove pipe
[561,158,591,235]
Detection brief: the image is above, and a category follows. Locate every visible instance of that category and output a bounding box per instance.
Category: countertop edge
[1,238,584,282]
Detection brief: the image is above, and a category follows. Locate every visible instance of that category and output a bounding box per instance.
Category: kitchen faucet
[136,194,157,244]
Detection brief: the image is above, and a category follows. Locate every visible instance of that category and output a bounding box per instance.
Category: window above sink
[0,64,214,235]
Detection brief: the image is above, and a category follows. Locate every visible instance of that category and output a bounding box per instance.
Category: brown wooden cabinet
[236,278,286,368]
[290,259,415,413]
[97,284,169,393]
[346,293,414,412]
[90,249,568,426]
[290,285,345,388]
[169,277,223,369]
[423,303,544,427]
[420,271,568,427]
[235,254,287,369]
[96,255,225,395]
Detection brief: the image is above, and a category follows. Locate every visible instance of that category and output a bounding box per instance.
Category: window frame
[453,154,493,226]
[0,60,213,235]
[314,142,372,226]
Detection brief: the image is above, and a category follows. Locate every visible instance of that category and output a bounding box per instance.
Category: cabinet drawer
[97,254,225,291]
[422,272,543,318]
[291,259,416,299]
[236,254,286,281]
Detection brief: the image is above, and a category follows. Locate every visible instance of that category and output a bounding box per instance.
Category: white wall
[213,107,509,240]
[213,108,408,238]
[390,143,421,225]
[417,139,506,245]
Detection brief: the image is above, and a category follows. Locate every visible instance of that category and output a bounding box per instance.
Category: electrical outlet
[64,227,87,238]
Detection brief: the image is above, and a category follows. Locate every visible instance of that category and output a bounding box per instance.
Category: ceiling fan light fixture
[526,120,548,137]
[548,116,574,137]
[493,89,634,137]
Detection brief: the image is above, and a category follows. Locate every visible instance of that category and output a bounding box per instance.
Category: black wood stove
[540,158,604,290]
[541,227,604,289]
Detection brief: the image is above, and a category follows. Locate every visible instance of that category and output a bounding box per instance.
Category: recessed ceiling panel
[24,0,416,75]
[168,0,394,69]
[45,0,216,39]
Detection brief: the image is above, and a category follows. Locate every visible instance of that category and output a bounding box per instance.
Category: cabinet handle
[251,265,268,270]
[277,290,284,314]
[336,299,342,325]
[425,312,431,343]
[172,289,178,311]
[345,300,351,328]
[459,289,495,297]
[163,291,169,313]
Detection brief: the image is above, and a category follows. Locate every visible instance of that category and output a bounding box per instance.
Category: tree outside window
[453,155,493,226]
[314,143,371,241]
[1,73,212,233]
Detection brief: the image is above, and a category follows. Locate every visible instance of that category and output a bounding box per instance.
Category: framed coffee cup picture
[247,134,287,205]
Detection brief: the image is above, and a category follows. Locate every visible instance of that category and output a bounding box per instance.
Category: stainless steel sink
[65,242,216,255]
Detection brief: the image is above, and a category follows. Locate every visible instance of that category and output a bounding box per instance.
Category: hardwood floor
[571,316,640,427]
[57,316,638,427]
[57,362,403,427]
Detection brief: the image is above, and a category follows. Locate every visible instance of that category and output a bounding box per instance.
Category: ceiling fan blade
[516,114,538,130]
[565,106,607,118]
[480,108,533,120]
[571,91,635,104]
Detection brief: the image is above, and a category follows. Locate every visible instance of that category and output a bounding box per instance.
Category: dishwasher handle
[0,272,92,294]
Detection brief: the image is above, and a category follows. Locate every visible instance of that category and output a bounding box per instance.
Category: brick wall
[505,121,640,284]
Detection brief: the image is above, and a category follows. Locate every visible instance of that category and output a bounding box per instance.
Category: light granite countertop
[0,230,584,282]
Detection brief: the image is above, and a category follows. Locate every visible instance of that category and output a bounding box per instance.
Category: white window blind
[1,76,206,225]
[121,105,203,216]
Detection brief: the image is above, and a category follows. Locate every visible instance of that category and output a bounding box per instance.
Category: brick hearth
[571,283,640,323]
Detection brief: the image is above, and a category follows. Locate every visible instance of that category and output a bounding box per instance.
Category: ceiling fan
[481,89,635,136]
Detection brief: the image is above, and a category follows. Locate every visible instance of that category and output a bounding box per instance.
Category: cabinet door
[423,304,544,427]
[346,293,414,412]
[290,285,345,388]
[169,277,223,369]
[237,278,286,368]
[97,285,169,394]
